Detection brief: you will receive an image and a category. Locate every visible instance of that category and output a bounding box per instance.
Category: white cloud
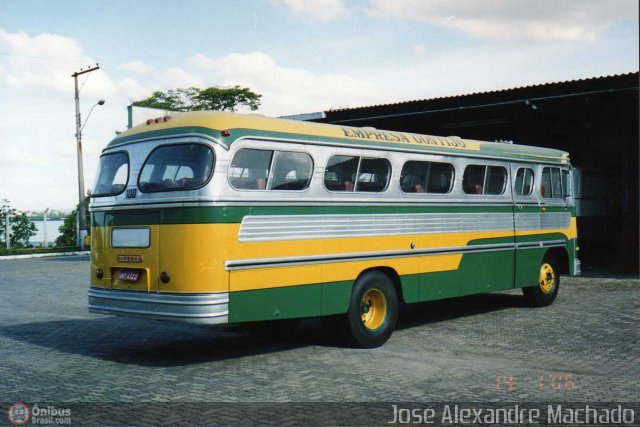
[163,67,204,88]
[0,29,116,97]
[368,0,638,41]
[186,53,216,70]
[188,51,379,115]
[272,0,348,22]
[411,44,427,56]
[118,60,149,75]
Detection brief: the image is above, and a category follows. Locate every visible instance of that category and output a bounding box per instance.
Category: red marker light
[163,115,171,122]
[221,130,231,137]
[146,119,154,125]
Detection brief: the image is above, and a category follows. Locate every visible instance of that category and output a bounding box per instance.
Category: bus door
[510,163,541,287]
[460,163,515,294]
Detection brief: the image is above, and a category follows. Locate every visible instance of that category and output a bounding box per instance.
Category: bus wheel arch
[546,247,569,275]
[355,266,404,304]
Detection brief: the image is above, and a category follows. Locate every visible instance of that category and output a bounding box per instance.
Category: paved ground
[0,256,638,424]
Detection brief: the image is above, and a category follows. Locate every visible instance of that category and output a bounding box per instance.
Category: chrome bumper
[88,287,229,324]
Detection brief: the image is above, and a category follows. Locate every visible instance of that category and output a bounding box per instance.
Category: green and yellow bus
[88,111,580,347]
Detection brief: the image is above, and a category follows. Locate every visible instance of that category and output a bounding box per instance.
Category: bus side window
[324,155,359,192]
[138,144,214,192]
[551,168,562,198]
[562,169,571,197]
[427,162,454,193]
[269,151,313,191]
[356,158,390,192]
[515,168,535,196]
[400,161,454,194]
[229,149,273,190]
[400,161,424,193]
[463,165,485,194]
[541,167,552,198]
[485,166,507,195]
[463,165,507,195]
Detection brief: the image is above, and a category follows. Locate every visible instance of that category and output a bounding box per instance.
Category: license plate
[116,270,140,282]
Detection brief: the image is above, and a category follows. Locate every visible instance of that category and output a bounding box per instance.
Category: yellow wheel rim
[361,288,387,330]
[539,263,556,293]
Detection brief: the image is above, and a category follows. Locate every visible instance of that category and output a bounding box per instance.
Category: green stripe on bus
[227,230,570,323]
[92,204,516,227]
[228,280,353,322]
[107,126,224,148]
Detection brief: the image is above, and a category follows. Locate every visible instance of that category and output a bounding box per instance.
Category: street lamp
[74,98,105,250]
[80,99,106,134]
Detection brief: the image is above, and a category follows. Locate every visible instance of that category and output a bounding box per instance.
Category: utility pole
[72,64,100,250]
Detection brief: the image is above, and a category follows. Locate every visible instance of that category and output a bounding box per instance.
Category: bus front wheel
[523,254,560,307]
[345,271,398,348]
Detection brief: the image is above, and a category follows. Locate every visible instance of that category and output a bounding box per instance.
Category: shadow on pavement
[0,316,320,367]
[397,291,526,330]
[0,292,524,366]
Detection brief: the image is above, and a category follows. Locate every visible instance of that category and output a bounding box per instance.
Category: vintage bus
[88,112,580,347]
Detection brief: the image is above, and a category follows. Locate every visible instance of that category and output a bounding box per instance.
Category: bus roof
[108,111,569,164]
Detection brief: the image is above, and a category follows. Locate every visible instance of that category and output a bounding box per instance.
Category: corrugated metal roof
[325,72,639,113]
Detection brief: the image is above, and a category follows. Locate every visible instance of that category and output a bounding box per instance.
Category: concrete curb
[0,251,90,260]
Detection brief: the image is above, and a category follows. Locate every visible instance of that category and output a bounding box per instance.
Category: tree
[131,86,261,112]
[56,196,90,248]
[10,213,37,248]
[0,199,37,249]
[55,208,77,247]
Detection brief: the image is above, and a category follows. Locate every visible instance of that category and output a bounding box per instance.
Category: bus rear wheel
[345,271,398,348]
[523,254,560,307]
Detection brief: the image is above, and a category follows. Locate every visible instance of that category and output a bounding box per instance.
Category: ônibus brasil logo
[7,402,31,426]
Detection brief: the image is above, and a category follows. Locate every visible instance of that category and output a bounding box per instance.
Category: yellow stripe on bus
[121,111,482,152]
[92,221,575,293]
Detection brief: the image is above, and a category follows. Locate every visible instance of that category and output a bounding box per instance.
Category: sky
[0,0,638,211]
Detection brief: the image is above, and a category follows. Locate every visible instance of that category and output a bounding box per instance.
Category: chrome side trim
[225,242,516,271]
[238,212,571,242]
[225,239,569,271]
[239,213,514,242]
[89,200,521,212]
[88,288,228,324]
[514,239,567,249]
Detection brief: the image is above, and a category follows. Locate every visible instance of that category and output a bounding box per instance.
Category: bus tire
[523,254,560,307]
[345,271,398,348]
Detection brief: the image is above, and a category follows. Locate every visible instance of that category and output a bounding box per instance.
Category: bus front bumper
[88,287,229,324]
